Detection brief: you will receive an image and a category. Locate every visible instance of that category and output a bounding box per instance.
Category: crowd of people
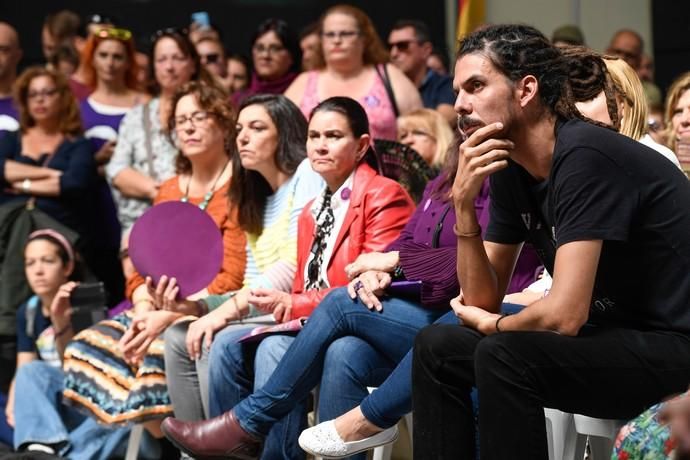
[0,6,689,460]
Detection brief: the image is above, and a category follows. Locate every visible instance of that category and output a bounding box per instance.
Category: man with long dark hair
[412,23,690,459]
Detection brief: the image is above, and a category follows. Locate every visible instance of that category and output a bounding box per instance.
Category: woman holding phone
[7,230,143,459]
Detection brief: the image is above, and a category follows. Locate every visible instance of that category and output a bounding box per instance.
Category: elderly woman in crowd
[163,96,415,460]
[285,4,422,140]
[160,123,541,459]
[231,19,302,107]
[663,71,690,163]
[397,107,454,168]
[106,29,212,232]
[61,81,245,438]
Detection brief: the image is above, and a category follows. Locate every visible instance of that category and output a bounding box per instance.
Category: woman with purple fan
[60,81,245,437]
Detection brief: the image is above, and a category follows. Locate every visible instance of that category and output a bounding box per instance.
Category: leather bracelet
[495,314,508,333]
[230,296,243,323]
[453,224,481,238]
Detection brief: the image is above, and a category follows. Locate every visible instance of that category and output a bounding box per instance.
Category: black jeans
[412,322,690,460]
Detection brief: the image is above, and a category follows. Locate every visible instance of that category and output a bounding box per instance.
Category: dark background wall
[652,1,690,97]
[0,0,450,69]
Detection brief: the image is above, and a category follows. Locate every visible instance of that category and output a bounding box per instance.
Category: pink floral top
[299,65,398,141]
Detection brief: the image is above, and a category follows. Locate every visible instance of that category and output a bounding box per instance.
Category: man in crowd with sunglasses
[388,19,455,122]
[195,37,230,91]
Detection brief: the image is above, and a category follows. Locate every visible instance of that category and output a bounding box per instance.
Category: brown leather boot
[161,411,261,460]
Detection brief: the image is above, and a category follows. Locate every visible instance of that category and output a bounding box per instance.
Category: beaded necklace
[180,160,230,211]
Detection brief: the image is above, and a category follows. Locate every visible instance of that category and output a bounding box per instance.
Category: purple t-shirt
[80,98,129,151]
[80,98,131,248]
[0,96,19,139]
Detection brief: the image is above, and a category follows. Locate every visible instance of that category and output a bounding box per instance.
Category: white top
[303,172,355,287]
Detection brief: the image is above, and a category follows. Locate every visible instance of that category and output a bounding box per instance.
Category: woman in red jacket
[163,96,415,460]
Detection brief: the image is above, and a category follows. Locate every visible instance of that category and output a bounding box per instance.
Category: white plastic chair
[545,408,625,460]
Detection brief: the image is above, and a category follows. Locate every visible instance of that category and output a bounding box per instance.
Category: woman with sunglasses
[105,29,212,233]
[231,18,302,107]
[285,4,422,141]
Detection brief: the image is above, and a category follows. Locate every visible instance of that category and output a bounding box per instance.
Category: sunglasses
[94,27,132,41]
[388,40,417,52]
[150,27,189,44]
[201,53,221,64]
[87,14,114,25]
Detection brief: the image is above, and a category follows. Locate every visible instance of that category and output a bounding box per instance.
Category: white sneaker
[298,420,399,459]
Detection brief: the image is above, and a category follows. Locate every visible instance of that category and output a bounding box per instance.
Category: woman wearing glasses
[163,96,414,459]
[62,81,246,434]
[0,67,99,285]
[106,29,212,233]
[231,19,302,107]
[397,108,454,168]
[285,4,422,141]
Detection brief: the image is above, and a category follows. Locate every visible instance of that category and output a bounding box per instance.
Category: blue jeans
[231,288,446,438]
[12,361,135,460]
[209,330,308,460]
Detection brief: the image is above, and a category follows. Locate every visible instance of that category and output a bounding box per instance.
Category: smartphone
[70,282,108,332]
[191,11,211,29]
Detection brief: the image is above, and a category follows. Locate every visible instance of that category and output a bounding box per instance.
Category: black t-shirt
[485,119,690,332]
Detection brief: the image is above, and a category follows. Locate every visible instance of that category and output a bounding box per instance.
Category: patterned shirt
[105,98,178,231]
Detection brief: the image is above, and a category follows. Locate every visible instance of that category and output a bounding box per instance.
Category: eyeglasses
[648,118,663,132]
[321,30,360,41]
[388,40,417,52]
[200,53,220,64]
[252,44,286,55]
[174,111,215,130]
[94,27,132,41]
[27,88,59,100]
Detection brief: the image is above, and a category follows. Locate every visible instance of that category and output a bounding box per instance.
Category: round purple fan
[129,201,223,298]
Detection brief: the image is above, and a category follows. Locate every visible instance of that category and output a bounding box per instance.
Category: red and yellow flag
[456,0,485,40]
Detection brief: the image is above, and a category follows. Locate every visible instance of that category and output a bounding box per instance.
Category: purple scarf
[231,71,299,107]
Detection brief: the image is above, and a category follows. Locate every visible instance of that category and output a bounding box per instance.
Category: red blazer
[290,162,415,318]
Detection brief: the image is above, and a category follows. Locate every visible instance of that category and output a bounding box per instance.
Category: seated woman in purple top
[160,137,542,459]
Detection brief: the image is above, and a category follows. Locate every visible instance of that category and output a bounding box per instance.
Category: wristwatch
[21,178,31,193]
